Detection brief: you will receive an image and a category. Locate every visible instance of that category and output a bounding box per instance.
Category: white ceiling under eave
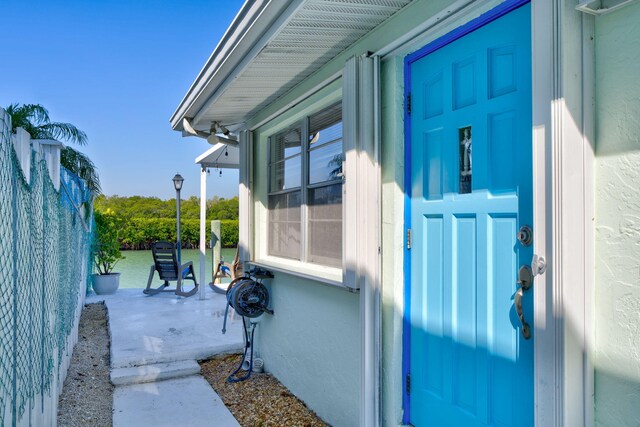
[177,0,412,133]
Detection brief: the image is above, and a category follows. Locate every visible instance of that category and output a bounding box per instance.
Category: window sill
[250,257,354,292]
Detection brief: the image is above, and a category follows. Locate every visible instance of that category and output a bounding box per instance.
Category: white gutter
[170,0,306,132]
[171,0,268,130]
[191,0,307,126]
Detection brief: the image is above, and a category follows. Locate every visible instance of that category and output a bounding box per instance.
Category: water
[114,248,238,289]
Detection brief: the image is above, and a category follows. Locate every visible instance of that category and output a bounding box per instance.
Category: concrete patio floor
[87,287,244,426]
[88,288,243,368]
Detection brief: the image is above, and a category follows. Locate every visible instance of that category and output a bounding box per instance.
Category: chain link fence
[0,108,93,425]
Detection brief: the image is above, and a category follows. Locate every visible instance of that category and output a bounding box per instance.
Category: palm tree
[5,103,101,196]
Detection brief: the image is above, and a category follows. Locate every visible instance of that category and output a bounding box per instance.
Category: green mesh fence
[0,109,93,424]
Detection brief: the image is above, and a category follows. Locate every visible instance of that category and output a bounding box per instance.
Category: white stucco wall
[255,277,360,427]
[594,3,640,426]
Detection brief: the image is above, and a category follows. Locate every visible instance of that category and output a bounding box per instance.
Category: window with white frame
[267,102,343,268]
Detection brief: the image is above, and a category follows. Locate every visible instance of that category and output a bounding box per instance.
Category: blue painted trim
[401,1,530,424]
[405,0,530,66]
[401,54,412,425]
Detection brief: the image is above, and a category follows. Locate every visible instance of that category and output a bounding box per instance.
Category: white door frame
[531,1,594,425]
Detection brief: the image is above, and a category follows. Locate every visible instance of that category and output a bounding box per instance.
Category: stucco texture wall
[255,277,360,427]
[594,3,640,426]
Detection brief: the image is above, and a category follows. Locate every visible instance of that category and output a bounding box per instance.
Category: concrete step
[113,375,240,427]
[110,360,201,386]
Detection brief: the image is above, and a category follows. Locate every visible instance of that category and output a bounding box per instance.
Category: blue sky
[0,0,245,200]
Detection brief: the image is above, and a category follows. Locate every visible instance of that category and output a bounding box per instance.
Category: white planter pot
[92,273,120,295]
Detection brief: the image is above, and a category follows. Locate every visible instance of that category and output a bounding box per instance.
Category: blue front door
[406,4,533,426]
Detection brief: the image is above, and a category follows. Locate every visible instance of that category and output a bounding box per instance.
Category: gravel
[57,304,321,427]
[200,354,327,427]
[57,302,113,427]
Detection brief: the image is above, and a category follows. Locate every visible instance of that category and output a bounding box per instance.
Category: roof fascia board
[171,0,304,131]
[194,143,238,162]
[171,0,267,128]
[195,143,240,170]
[190,0,308,128]
[195,145,221,164]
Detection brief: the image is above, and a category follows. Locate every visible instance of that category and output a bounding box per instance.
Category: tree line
[94,195,239,249]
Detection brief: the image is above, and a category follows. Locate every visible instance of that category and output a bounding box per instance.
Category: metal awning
[194,143,239,169]
[171,0,412,133]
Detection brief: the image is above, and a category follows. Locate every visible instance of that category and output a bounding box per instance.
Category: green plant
[93,209,124,274]
[5,103,101,196]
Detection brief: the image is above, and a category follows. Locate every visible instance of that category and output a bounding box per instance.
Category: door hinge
[407,228,412,250]
[405,373,411,395]
[406,93,411,115]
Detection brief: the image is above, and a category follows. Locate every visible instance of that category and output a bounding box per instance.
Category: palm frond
[4,103,87,145]
[5,103,51,130]
[5,103,98,196]
[61,146,101,196]
[17,104,50,125]
[40,122,88,145]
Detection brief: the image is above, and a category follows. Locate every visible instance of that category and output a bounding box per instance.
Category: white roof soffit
[171,0,412,133]
[195,143,240,169]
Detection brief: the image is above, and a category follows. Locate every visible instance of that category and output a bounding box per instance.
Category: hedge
[118,218,238,250]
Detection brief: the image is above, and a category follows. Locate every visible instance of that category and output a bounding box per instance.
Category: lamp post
[172,173,184,264]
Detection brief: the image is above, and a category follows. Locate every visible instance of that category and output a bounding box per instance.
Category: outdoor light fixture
[181,117,238,146]
[172,173,184,191]
[206,133,238,146]
[173,173,184,263]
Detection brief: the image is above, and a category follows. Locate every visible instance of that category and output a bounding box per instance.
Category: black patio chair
[144,241,199,297]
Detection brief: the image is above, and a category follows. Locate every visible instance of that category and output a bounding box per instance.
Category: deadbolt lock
[517,225,533,246]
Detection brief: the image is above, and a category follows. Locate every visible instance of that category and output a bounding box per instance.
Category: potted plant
[92,209,125,294]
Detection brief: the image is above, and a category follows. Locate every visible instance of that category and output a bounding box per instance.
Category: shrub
[93,209,125,274]
[116,218,238,250]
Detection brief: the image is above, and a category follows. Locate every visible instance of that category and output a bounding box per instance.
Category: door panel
[408,4,532,427]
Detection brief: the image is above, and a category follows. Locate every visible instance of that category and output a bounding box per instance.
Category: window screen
[268,191,301,260]
[266,102,343,268]
[307,102,343,267]
[307,184,342,267]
